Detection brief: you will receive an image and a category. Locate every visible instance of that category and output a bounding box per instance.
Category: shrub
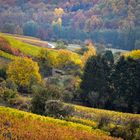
[97,115,111,129]
[9,96,31,111]
[56,40,67,50]
[0,68,7,79]
[45,100,74,118]
[2,88,17,102]
[1,79,18,91]
[134,128,140,140]
[31,85,62,115]
[62,90,74,102]
[0,36,22,56]
[109,118,140,140]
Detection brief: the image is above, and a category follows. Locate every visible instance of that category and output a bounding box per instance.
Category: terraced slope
[0,106,120,140]
[73,105,140,124]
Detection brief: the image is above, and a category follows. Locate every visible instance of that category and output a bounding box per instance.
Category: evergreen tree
[80,51,113,108]
[111,57,140,113]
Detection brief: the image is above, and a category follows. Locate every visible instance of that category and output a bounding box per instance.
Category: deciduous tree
[7,58,42,88]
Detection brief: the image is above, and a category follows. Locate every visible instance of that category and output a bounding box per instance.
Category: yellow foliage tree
[57,49,82,68]
[57,18,62,27]
[7,57,42,87]
[123,50,140,59]
[82,42,96,65]
[38,49,59,68]
[54,8,64,18]
[53,8,64,27]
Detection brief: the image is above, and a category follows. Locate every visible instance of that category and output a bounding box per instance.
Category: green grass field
[0,33,42,56]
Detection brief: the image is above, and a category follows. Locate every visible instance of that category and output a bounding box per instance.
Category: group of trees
[0,56,75,117]
[0,0,139,50]
[80,51,140,113]
[37,48,82,76]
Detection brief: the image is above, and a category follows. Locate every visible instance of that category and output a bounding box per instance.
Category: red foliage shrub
[0,36,22,56]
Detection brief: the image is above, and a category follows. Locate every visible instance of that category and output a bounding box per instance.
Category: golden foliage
[7,57,42,87]
[57,49,82,68]
[38,49,82,69]
[53,8,64,27]
[0,106,120,140]
[54,8,64,17]
[123,50,140,59]
[57,17,62,27]
[82,42,96,65]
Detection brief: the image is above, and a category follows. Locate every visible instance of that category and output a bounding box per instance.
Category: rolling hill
[0,106,121,140]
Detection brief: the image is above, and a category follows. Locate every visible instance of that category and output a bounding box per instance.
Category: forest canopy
[0,0,139,50]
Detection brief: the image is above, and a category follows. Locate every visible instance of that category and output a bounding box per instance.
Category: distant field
[73,104,140,124]
[0,106,120,140]
[0,33,42,56]
[0,33,58,63]
[0,33,128,53]
[106,48,128,53]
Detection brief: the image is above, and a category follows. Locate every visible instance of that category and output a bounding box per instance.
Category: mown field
[0,106,121,140]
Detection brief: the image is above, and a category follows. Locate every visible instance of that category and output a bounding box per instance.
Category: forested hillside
[0,0,139,50]
[0,33,140,140]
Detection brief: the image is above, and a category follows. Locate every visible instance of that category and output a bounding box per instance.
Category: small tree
[56,40,67,50]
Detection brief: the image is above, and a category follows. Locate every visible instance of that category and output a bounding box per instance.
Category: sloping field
[73,105,140,125]
[1,33,51,48]
[0,33,58,62]
[0,33,42,56]
[0,106,120,140]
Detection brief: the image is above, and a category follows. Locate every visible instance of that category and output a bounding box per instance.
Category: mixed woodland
[0,0,140,50]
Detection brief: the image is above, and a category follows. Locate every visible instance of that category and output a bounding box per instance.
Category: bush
[1,88,17,102]
[134,128,140,140]
[1,79,18,91]
[9,96,31,111]
[0,36,22,56]
[0,68,7,79]
[109,118,140,140]
[31,85,62,115]
[97,115,110,129]
[45,100,74,118]
[62,90,74,102]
